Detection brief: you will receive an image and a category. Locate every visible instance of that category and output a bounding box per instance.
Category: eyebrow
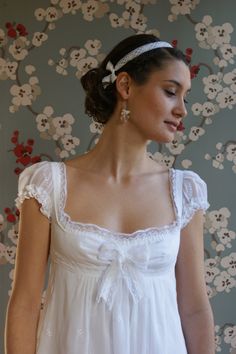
[162,79,191,93]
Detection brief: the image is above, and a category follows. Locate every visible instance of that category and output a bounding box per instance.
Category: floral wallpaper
[0,1,236,353]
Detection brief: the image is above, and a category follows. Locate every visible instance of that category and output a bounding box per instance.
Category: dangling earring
[120,101,130,123]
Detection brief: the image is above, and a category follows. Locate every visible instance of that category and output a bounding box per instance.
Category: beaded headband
[102,41,173,88]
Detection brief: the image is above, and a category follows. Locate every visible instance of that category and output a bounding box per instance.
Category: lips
[164,121,178,128]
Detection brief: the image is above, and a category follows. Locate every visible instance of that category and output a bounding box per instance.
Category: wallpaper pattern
[0,1,236,353]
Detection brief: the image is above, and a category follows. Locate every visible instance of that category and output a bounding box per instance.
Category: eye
[165,89,175,97]
[165,90,189,104]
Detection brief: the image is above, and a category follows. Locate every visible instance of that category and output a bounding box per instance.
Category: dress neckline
[56,161,180,239]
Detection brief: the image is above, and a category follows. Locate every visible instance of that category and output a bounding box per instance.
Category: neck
[80,114,156,183]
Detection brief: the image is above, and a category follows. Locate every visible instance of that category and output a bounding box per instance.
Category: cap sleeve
[181,170,210,229]
[15,161,53,219]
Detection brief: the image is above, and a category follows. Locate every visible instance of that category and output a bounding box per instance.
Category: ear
[115,72,131,100]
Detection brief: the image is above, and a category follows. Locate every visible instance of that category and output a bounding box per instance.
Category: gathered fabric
[15,161,209,354]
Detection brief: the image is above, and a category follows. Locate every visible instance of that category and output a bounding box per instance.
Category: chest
[62,168,177,234]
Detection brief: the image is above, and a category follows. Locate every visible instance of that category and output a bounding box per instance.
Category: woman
[5,34,215,354]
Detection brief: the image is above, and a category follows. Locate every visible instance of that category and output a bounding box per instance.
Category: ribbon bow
[95,241,150,310]
[101,61,117,88]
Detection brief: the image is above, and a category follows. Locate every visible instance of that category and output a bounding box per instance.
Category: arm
[4,198,51,354]
[175,209,215,354]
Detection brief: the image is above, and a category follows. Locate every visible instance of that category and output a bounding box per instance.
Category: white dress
[15,161,210,354]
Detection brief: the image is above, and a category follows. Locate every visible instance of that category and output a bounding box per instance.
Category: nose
[173,99,188,119]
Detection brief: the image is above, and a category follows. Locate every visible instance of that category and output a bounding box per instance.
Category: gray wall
[1,1,236,353]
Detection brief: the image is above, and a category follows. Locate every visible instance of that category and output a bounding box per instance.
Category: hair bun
[81,68,100,93]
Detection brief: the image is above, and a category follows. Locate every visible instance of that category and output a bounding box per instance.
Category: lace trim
[56,162,181,244]
[181,200,210,229]
[15,184,52,219]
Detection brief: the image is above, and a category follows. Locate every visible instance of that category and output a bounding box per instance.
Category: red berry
[11,137,18,144]
[186,48,193,55]
[16,23,26,32]
[27,139,34,146]
[14,167,22,175]
[7,214,16,223]
[31,156,41,163]
[8,28,17,38]
[4,207,11,214]
[13,130,19,136]
[5,22,13,29]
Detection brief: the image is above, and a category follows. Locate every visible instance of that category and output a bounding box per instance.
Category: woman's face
[127,59,191,143]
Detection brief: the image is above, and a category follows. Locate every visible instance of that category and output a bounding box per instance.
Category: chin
[152,134,175,144]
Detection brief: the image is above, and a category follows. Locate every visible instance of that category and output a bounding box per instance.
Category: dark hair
[81,34,189,124]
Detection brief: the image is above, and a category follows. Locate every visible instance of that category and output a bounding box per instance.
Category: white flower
[0,58,18,80]
[216,87,236,109]
[213,270,236,293]
[52,113,75,139]
[213,56,227,68]
[81,0,98,22]
[165,135,185,155]
[32,32,48,47]
[191,102,202,116]
[221,253,236,276]
[5,246,16,264]
[59,0,81,14]
[85,39,101,56]
[130,13,147,32]
[70,48,86,67]
[224,326,236,346]
[189,126,205,141]
[76,57,98,77]
[223,69,236,92]
[61,134,80,153]
[203,74,223,99]
[181,159,192,169]
[206,284,214,298]
[34,8,46,21]
[0,214,6,232]
[56,58,68,75]
[9,37,29,61]
[170,0,199,16]
[202,101,217,117]
[36,114,50,132]
[0,28,8,47]
[89,120,104,134]
[45,6,61,22]
[59,149,70,158]
[212,23,233,47]
[125,0,141,17]
[205,258,220,283]
[217,228,236,247]
[8,225,19,245]
[10,83,33,106]
[226,144,236,163]
[149,151,175,168]
[109,13,125,28]
[203,73,223,86]
[220,44,236,63]
[25,65,36,75]
[212,153,224,170]
[215,334,221,352]
[206,208,230,233]
[195,20,210,42]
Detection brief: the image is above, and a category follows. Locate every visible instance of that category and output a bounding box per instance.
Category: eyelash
[165,90,188,104]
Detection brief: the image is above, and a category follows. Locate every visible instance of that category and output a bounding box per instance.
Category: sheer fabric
[15,161,210,354]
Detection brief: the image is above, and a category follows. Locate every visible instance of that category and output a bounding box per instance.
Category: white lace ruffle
[181,199,210,229]
[15,184,52,220]
[57,162,181,245]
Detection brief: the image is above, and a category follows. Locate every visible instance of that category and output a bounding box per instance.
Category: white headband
[102,41,173,88]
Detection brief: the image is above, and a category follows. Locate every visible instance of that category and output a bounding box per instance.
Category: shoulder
[15,161,60,219]
[173,168,210,229]
[174,168,208,198]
